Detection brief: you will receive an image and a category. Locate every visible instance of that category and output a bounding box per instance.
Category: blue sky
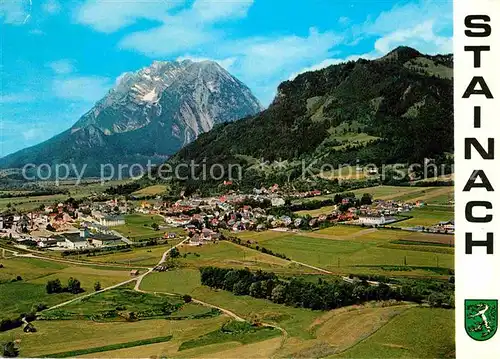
[0,0,452,157]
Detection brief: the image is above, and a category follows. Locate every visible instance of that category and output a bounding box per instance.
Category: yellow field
[295,205,337,217]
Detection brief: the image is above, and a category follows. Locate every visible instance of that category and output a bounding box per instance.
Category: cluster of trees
[46,277,83,294]
[104,182,141,195]
[2,341,19,357]
[0,187,68,199]
[200,267,454,310]
[0,310,37,332]
[60,245,131,257]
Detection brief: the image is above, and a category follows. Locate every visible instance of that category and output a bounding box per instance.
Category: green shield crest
[465,299,498,341]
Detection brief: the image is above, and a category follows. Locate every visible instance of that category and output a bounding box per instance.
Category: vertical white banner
[455,0,500,358]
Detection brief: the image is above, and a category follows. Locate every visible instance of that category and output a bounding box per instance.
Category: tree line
[199,267,454,311]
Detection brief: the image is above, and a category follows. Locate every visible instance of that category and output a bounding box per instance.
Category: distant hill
[0,60,262,177]
[167,47,453,192]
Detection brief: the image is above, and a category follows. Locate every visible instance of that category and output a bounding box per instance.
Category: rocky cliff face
[0,60,262,175]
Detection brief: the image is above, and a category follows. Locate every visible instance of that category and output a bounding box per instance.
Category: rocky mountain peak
[0,59,262,176]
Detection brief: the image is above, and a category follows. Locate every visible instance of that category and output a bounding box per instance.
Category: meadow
[235,228,454,278]
[0,179,131,212]
[140,269,454,359]
[0,317,229,358]
[295,205,337,217]
[175,241,313,274]
[81,243,180,267]
[0,257,130,319]
[40,286,187,321]
[113,213,167,241]
[333,307,454,358]
[394,205,454,228]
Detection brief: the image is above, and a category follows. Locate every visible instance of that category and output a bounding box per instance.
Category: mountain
[0,60,262,176]
[168,47,453,192]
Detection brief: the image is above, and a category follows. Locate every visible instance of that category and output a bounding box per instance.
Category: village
[0,184,454,253]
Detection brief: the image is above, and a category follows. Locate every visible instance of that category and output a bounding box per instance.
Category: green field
[0,257,130,319]
[0,180,132,212]
[175,241,312,274]
[0,317,229,358]
[140,269,454,358]
[334,307,454,358]
[0,194,69,212]
[295,205,337,217]
[235,228,454,277]
[178,321,280,352]
[140,268,324,339]
[114,214,167,241]
[395,206,454,228]
[43,335,174,358]
[349,186,430,200]
[81,243,179,266]
[41,286,187,321]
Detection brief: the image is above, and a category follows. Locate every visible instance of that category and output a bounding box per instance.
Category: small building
[130,269,139,276]
[56,232,89,250]
[37,238,59,248]
[90,233,124,247]
[188,234,203,246]
[358,215,397,226]
[100,215,125,227]
[271,197,286,207]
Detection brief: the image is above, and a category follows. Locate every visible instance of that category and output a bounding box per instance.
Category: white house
[100,216,125,227]
[358,215,397,226]
[56,232,89,250]
[271,197,286,207]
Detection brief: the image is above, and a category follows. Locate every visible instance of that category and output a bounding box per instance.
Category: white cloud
[52,76,111,102]
[234,28,342,78]
[0,0,31,25]
[191,0,253,21]
[118,0,255,56]
[42,0,61,15]
[48,59,75,75]
[0,92,35,104]
[75,0,182,33]
[374,20,452,55]
[22,128,43,140]
[338,16,350,25]
[29,28,45,35]
[119,20,216,56]
[354,0,452,56]
[361,0,452,36]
